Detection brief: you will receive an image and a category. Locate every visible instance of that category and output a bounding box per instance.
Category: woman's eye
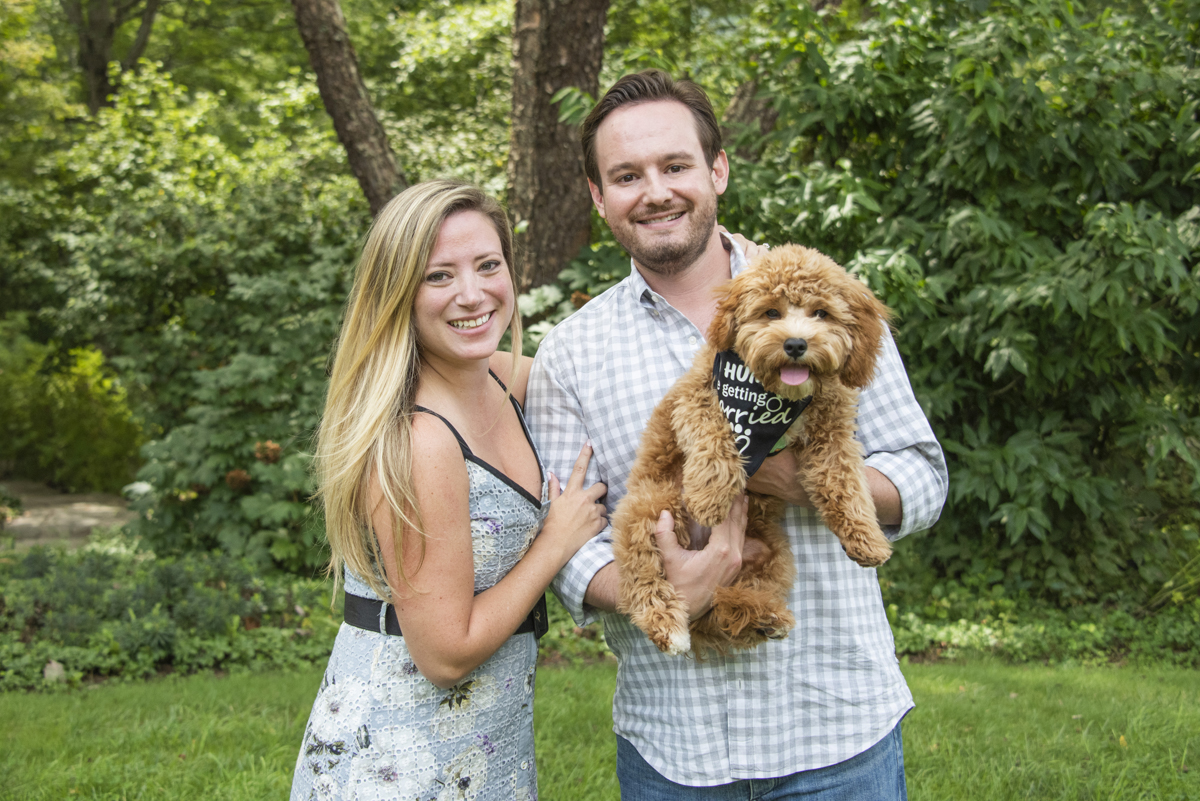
[480,260,501,272]
[815,309,828,319]
[426,271,450,283]
[766,308,781,319]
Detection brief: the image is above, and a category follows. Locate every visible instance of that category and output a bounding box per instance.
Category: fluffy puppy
[611,244,893,655]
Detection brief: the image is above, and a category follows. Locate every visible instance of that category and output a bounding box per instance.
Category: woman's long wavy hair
[315,180,521,599]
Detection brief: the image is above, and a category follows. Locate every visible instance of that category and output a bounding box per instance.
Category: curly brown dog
[611,244,894,655]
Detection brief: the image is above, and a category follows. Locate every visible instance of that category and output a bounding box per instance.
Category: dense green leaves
[714,0,1200,600]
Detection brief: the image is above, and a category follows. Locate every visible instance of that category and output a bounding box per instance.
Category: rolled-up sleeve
[858,331,948,540]
[526,332,615,626]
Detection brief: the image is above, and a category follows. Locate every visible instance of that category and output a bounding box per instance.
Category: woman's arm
[377,415,605,689]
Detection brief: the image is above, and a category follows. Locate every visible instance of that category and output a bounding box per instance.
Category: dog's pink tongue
[780,365,810,386]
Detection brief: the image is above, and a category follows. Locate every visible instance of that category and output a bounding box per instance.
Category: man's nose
[642,171,673,206]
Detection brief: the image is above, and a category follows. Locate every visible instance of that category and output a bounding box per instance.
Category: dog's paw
[754,609,795,641]
[647,625,691,656]
[842,535,892,568]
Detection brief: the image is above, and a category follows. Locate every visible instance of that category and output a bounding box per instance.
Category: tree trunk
[290,0,406,217]
[61,0,164,115]
[507,0,610,290]
[720,77,778,163]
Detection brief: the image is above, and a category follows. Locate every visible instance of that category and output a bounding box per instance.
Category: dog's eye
[765,308,781,319]
[814,309,828,319]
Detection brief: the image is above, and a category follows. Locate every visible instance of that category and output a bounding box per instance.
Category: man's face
[588,100,729,278]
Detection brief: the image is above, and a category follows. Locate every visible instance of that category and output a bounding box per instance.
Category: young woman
[291,181,607,800]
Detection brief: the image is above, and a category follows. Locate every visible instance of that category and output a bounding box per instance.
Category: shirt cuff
[550,530,614,627]
[864,449,942,540]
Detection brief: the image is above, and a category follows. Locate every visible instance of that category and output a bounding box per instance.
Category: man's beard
[612,195,719,278]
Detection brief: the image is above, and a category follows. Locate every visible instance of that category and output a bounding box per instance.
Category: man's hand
[653,496,749,620]
[746,450,903,527]
[746,450,812,506]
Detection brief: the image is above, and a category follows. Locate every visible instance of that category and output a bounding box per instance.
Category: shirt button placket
[726,662,753,774]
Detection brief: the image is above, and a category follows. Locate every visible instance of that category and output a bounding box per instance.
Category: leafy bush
[879,540,1200,666]
[0,65,369,572]
[0,315,143,493]
[0,532,611,691]
[0,533,342,691]
[713,0,1200,601]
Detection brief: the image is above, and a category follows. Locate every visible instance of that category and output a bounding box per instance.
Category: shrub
[0,533,341,691]
[0,315,143,493]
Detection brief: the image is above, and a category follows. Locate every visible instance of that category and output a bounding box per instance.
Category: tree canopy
[0,0,1196,602]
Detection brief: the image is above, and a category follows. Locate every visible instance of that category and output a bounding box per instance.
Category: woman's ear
[707,285,740,351]
[840,285,892,389]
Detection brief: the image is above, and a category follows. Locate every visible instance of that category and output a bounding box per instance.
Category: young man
[526,70,948,799]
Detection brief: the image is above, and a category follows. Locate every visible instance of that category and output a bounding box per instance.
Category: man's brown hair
[581,69,723,188]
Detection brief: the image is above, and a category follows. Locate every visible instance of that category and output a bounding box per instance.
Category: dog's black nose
[784,338,807,358]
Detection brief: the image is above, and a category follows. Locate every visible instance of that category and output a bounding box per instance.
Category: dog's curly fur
[611,245,894,655]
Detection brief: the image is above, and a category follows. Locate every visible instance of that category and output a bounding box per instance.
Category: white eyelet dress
[290,397,549,801]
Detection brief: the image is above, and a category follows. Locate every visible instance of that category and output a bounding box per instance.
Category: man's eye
[814,309,828,319]
[667,165,684,173]
[617,174,636,183]
[765,308,781,319]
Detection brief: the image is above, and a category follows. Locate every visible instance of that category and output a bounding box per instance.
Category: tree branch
[121,0,162,70]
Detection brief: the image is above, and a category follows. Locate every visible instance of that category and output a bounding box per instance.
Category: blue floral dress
[291,401,549,801]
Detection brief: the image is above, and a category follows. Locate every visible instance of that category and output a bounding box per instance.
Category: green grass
[902,660,1199,800]
[1,661,1196,800]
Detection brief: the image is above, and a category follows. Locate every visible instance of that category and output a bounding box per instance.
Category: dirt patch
[1,480,135,550]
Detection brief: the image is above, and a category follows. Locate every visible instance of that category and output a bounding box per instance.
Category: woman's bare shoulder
[488,351,535,403]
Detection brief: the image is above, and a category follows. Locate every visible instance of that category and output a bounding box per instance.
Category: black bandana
[712,351,811,477]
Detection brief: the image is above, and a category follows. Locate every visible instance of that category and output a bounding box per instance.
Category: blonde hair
[315,180,522,599]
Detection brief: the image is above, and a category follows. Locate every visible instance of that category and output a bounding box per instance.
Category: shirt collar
[629,232,750,308]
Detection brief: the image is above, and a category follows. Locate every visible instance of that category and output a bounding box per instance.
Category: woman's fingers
[547,471,561,501]
[567,440,593,490]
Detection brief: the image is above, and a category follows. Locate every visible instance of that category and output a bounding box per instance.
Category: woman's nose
[456,271,485,306]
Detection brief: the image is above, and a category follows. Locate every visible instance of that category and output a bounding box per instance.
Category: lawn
[0,660,1196,800]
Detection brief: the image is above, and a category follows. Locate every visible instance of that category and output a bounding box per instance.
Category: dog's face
[708,245,891,399]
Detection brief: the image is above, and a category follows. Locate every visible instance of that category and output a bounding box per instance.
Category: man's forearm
[747,452,902,526]
[867,466,902,527]
[582,562,619,613]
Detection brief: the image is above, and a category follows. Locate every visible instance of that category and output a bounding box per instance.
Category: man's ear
[711,150,730,196]
[588,179,606,219]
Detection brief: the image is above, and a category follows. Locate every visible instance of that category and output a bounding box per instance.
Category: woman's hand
[539,441,608,566]
[719,226,771,262]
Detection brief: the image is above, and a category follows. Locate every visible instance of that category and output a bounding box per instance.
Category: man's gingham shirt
[525,239,948,786]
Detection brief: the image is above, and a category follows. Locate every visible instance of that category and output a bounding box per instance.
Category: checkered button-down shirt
[526,239,948,786]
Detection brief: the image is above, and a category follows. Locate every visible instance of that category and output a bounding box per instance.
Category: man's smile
[636,210,686,227]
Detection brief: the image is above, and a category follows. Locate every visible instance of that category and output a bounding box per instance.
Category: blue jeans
[616,722,907,801]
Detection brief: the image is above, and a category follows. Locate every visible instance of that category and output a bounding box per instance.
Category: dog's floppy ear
[840,282,892,389]
[707,282,740,351]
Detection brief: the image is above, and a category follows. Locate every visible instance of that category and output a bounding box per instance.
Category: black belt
[344,592,548,640]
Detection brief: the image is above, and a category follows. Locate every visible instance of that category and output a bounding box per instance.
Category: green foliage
[713,0,1200,601]
[0,536,610,693]
[374,0,513,194]
[0,535,342,691]
[0,64,366,571]
[540,593,613,666]
[880,543,1200,666]
[0,315,143,493]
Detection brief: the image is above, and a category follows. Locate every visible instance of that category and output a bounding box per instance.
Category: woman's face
[414,209,514,369]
